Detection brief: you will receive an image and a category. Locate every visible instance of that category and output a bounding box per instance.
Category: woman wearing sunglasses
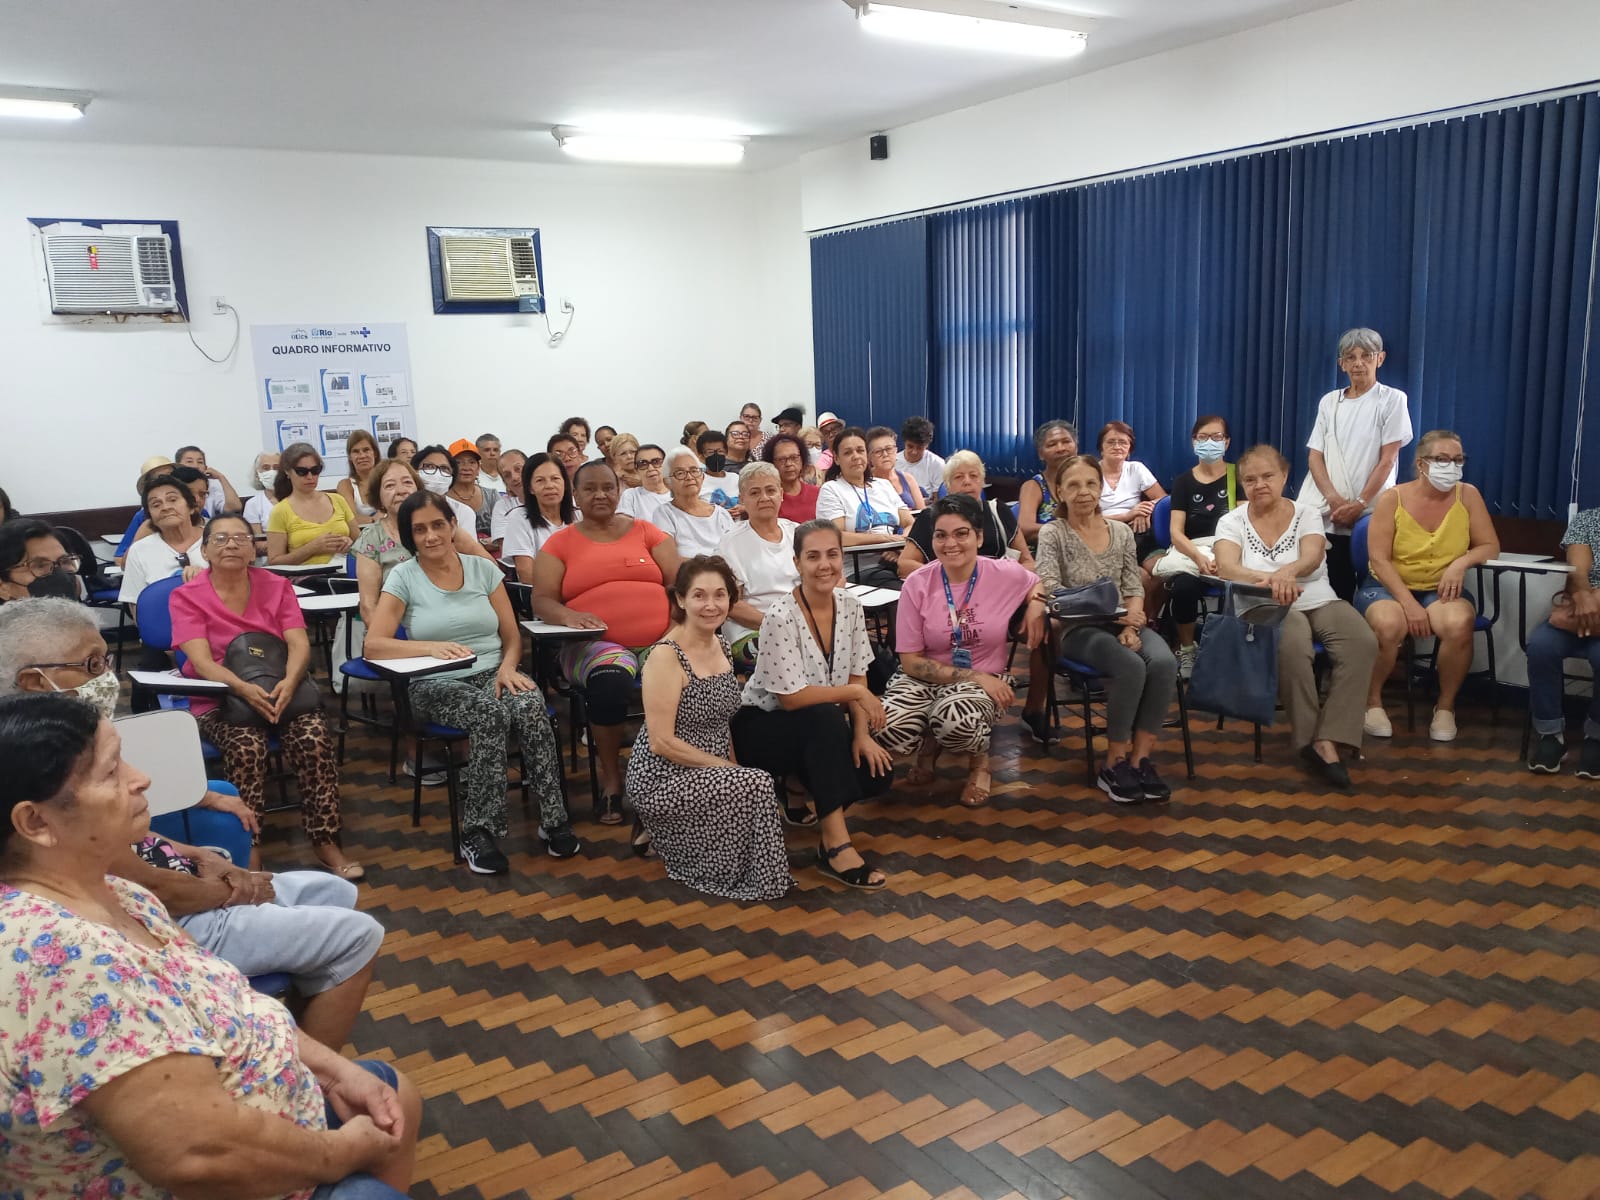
[266,442,356,566]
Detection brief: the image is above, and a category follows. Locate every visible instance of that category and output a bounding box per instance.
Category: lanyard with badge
[941,562,979,670]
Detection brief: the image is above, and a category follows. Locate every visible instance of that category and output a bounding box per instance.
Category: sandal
[630,816,655,858]
[904,742,940,786]
[594,793,625,826]
[318,857,366,882]
[782,803,819,828]
[959,763,991,808]
[817,842,886,891]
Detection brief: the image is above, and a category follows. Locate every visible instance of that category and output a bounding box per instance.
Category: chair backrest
[1008,500,1020,520]
[1152,495,1173,550]
[53,525,115,592]
[135,574,187,650]
[345,552,357,577]
[115,709,209,817]
[1351,514,1372,583]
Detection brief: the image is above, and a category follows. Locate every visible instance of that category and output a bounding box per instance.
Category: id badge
[952,647,973,670]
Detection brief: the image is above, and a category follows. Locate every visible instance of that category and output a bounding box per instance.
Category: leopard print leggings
[196,709,343,845]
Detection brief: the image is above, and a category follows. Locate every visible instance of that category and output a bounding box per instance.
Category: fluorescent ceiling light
[848,0,1091,58]
[0,86,91,121]
[551,127,746,166]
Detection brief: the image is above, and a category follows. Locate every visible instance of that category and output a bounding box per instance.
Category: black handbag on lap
[219,633,323,728]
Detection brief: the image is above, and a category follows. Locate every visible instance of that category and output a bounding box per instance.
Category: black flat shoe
[817,842,886,891]
[781,804,819,828]
[630,816,655,858]
[1299,744,1351,790]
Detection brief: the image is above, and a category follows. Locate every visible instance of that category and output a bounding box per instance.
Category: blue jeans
[1527,620,1600,738]
[310,1061,409,1200]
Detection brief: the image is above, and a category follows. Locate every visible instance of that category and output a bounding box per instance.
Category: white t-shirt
[618,486,672,522]
[489,493,521,542]
[716,519,798,639]
[446,496,476,534]
[1213,502,1337,612]
[479,471,504,491]
[1303,382,1414,532]
[659,503,735,558]
[500,506,568,562]
[119,529,206,603]
[243,493,274,531]
[1100,460,1158,517]
[816,478,908,534]
[699,473,740,510]
[205,478,228,515]
[896,450,946,496]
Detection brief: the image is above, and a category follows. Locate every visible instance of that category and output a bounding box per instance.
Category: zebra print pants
[875,672,1004,758]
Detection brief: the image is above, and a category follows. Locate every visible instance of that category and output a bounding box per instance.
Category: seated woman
[531,462,680,822]
[659,445,735,557]
[1528,507,1600,775]
[618,443,672,522]
[118,472,207,618]
[799,426,826,485]
[878,494,1044,808]
[764,432,820,523]
[0,520,80,605]
[0,693,419,1200]
[335,429,381,529]
[898,450,1033,578]
[1018,419,1078,543]
[365,493,573,871]
[1158,415,1238,677]
[606,432,642,489]
[506,451,578,583]
[716,462,798,668]
[446,438,501,544]
[1035,455,1178,802]
[816,426,911,588]
[171,513,362,878]
[723,420,753,470]
[1214,446,1378,790]
[353,459,491,627]
[412,443,478,531]
[386,436,418,463]
[867,425,927,513]
[626,557,792,897]
[733,521,890,887]
[244,449,282,534]
[487,447,528,552]
[1356,430,1498,742]
[267,441,356,566]
[1098,420,1166,563]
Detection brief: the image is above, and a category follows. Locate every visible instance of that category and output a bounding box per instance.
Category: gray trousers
[1279,601,1378,750]
[1058,626,1177,743]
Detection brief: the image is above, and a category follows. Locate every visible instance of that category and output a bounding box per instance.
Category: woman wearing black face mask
[0,520,81,604]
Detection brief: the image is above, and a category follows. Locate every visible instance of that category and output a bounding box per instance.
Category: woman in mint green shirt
[364,492,573,873]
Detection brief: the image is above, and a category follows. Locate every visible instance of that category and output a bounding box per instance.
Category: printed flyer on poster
[250,322,416,479]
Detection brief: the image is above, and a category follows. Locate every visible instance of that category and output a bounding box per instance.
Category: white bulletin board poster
[251,322,416,479]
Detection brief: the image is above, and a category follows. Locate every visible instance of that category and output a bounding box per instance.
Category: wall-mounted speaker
[870,134,889,161]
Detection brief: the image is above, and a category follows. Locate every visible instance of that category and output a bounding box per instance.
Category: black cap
[774,406,806,425]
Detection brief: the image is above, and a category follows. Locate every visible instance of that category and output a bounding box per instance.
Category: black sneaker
[1577,739,1600,781]
[1021,709,1054,746]
[459,826,509,874]
[1527,734,1566,774]
[1135,757,1171,802]
[540,823,582,859]
[1097,758,1144,805]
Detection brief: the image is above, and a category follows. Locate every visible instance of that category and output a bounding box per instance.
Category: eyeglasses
[291,464,323,478]
[1101,438,1132,449]
[417,466,451,477]
[869,446,897,458]
[208,533,254,547]
[636,457,664,469]
[13,554,81,578]
[671,468,706,480]
[1340,350,1380,364]
[25,652,111,677]
[1422,455,1468,467]
[1195,436,1227,445]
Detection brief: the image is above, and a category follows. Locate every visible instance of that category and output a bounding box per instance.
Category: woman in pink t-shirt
[876,494,1045,807]
[170,514,358,878]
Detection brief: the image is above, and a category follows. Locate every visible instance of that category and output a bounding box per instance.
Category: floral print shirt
[0,876,326,1199]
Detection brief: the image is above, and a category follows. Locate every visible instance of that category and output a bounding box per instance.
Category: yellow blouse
[267,493,355,563]
[1392,488,1469,591]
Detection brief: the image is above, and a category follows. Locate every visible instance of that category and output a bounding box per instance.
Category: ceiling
[0,0,1352,169]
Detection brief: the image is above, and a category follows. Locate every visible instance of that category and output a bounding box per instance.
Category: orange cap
[447,438,481,459]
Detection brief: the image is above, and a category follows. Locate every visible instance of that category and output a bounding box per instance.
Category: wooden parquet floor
[262,695,1600,1200]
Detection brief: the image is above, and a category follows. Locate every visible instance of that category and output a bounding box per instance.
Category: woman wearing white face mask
[1355,430,1499,742]
[243,451,281,535]
[411,444,477,532]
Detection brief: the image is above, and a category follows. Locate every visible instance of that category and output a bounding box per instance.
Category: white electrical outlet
[211,295,228,314]
[559,296,574,312]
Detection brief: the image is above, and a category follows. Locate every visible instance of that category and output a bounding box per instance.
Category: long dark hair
[274,442,324,501]
[0,693,102,857]
[521,452,576,531]
[395,492,456,554]
[823,426,867,483]
[0,486,16,523]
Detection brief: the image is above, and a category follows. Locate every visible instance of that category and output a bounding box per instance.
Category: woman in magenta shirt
[875,494,1045,807]
[170,513,358,878]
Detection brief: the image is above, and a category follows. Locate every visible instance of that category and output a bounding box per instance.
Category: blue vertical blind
[809,91,1600,515]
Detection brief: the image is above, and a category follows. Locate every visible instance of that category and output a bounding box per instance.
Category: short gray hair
[1338,327,1384,357]
[1034,419,1078,458]
[0,599,101,695]
[665,445,701,474]
[738,461,780,494]
[943,450,986,485]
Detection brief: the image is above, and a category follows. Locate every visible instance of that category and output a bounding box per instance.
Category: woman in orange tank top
[1354,431,1499,742]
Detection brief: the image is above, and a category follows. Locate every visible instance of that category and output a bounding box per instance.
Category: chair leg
[446,755,463,863]
[1404,639,1416,733]
[411,747,424,828]
[1485,628,1499,725]
[1081,687,1095,783]
[1254,721,1263,763]
[586,716,601,809]
[1176,678,1195,780]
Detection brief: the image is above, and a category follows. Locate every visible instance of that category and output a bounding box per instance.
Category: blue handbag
[1186,583,1288,726]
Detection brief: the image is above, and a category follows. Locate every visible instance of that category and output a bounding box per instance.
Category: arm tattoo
[903,656,973,685]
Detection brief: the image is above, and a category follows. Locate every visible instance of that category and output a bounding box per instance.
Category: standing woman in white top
[1213,445,1378,791]
[1302,326,1414,600]
[815,426,911,589]
[715,462,799,669]
[506,452,577,584]
[117,473,206,623]
[658,446,734,557]
[335,429,381,528]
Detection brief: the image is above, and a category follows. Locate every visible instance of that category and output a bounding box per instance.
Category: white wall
[0,141,783,513]
[797,0,1600,231]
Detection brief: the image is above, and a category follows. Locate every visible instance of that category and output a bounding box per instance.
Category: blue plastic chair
[134,574,187,654]
[1044,634,1195,782]
[1151,495,1173,550]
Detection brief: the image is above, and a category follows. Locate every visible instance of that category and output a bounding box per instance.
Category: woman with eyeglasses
[336,429,382,528]
[386,436,418,463]
[505,452,577,584]
[0,520,81,605]
[266,442,356,566]
[762,433,819,523]
[1156,415,1239,679]
[605,432,642,489]
[547,433,585,483]
[867,426,927,514]
[1355,430,1498,742]
[353,460,492,627]
[410,444,476,529]
[173,513,361,877]
[740,403,767,457]
[117,473,207,629]
[658,446,734,558]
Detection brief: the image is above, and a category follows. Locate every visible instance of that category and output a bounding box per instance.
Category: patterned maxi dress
[626,640,794,901]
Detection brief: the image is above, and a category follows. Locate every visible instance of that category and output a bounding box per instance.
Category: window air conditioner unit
[41,232,180,314]
[439,234,543,303]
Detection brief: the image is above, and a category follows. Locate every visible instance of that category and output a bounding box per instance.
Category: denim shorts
[1353,581,1473,615]
[310,1060,408,1200]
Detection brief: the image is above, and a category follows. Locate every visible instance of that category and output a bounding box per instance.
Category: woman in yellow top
[266,440,357,565]
[1355,430,1499,742]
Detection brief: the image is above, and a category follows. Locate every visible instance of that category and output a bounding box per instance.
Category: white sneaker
[1363,706,1393,738]
[402,759,447,787]
[1177,643,1198,680]
[1429,709,1458,742]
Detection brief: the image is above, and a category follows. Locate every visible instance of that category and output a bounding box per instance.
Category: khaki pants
[1279,600,1378,750]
